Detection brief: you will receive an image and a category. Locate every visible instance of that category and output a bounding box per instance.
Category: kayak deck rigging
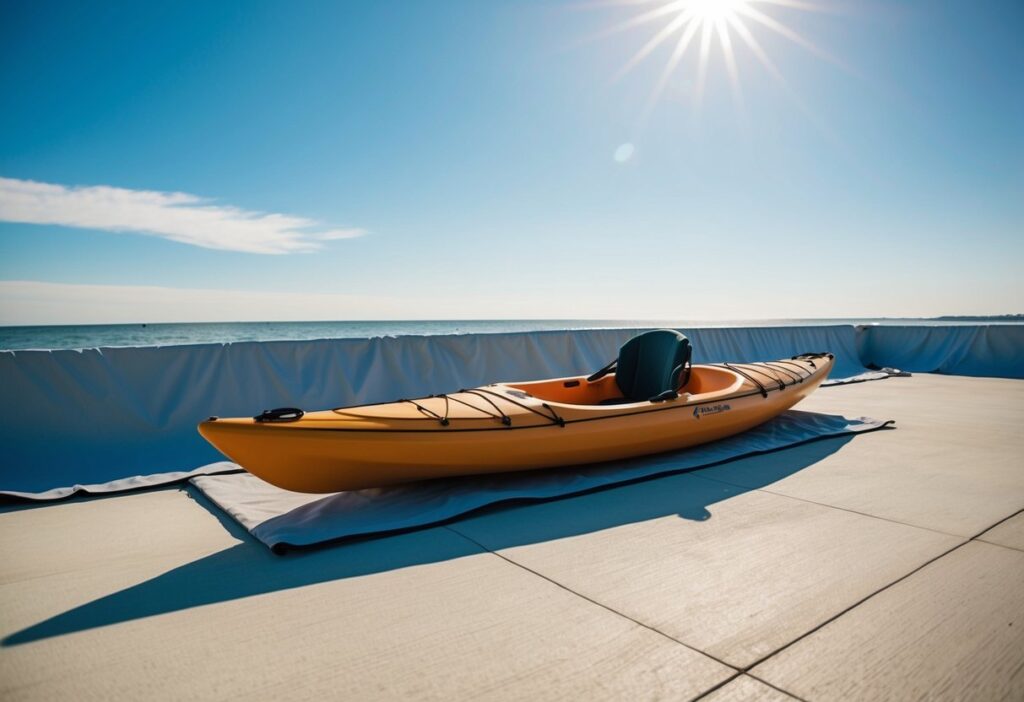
[399,387,567,428]
[197,330,836,493]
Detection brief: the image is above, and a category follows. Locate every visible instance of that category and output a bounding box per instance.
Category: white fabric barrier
[859,325,1024,379]
[1,325,871,499]
[192,411,891,552]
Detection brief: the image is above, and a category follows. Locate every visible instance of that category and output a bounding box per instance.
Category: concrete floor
[1,373,1022,700]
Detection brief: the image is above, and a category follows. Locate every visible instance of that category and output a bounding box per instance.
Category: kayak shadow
[446,435,857,550]
[3,434,854,647]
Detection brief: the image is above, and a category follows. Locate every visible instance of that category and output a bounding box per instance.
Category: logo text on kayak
[692,403,731,419]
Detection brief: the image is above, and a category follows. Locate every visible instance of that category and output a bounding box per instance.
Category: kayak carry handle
[587,359,617,383]
[254,407,305,423]
[649,389,679,403]
[789,352,835,369]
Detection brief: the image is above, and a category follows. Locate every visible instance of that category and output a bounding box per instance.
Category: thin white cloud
[0,176,365,254]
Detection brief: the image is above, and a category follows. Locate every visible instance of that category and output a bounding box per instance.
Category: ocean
[1,317,1020,351]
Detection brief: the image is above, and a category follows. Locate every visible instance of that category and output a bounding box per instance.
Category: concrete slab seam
[743,506,1024,673]
[442,524,741,674]
[691,470,967,539]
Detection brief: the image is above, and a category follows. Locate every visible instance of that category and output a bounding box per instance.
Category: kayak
[199,333,833,493]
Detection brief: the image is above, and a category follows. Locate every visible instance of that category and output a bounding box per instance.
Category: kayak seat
[588,329,693,403]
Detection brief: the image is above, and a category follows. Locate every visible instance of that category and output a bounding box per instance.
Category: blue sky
[1,0,1021,324]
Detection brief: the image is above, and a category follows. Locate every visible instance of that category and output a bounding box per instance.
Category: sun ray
[724,12,786,84]
[572,0,668,7]
[639,14,703,121]
[613,8,693,81]
[715,16,742,107]
[580,0,687,46]
[693,16,715,109]
[725,12,842,147]
[735,3,849,70]
[752,0,827,12]
[585,0,851,136]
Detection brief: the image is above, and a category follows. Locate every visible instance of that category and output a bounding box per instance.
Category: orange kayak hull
[198,353,833,493]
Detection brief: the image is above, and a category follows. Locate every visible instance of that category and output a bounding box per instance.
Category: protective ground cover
[2,325,874,498]
[191,411,892,552]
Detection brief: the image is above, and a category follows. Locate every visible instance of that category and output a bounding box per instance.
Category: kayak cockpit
[505,365,741,407]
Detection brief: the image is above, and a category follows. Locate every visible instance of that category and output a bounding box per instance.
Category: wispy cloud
[0,177,365,254]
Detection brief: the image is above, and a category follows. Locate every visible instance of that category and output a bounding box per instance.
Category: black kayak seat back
[589,329,693,403]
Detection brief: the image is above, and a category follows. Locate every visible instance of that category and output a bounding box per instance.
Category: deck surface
[1,373,1023,700]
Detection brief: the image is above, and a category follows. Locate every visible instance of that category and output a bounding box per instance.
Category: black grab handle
[254,407,305,423]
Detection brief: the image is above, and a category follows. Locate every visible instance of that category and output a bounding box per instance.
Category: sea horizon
[2,315,1021,352]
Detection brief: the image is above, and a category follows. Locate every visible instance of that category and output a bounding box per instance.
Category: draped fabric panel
[3,324,1016,499]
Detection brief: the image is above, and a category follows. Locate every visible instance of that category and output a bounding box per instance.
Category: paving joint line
[975,539,1024,554]
[689,471,966,538]
[442,524,740,675]
[973,507,1024,550]
[688,672,743,701]
[691,673,808,702]
[741,505,1024,675]
[747,672,810,701]
[447,523,815,702]
[444,500,1022,700]
[701,543,972,689]
[756,487,966,538]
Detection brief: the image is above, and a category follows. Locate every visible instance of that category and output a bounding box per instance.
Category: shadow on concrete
[3,434,855,646]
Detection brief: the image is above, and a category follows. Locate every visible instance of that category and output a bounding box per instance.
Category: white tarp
[191,411,892,552]
[1,325,876,499]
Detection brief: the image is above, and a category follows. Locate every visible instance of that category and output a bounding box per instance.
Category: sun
[686,0,750,23]
[594,0,836,116]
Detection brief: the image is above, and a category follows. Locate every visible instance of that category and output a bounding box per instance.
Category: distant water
[0,317,1021,351]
